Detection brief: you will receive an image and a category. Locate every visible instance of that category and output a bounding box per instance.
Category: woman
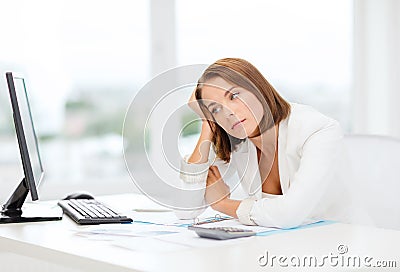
[177,58,353,229]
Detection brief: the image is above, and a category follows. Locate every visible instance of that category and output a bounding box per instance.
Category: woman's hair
[195,58,291,163]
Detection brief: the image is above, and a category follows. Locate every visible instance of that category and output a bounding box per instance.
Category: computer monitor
[0,72,62,223]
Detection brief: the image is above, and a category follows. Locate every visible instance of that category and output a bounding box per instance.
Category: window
[176,0,352,131]
[0,1,150,200]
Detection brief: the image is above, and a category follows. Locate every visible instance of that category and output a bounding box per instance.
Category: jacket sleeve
[173,154,209,219]
[174,150,236,219]
[236,121,344,228]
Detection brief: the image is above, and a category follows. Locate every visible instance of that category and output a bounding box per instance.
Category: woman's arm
[210,121,344,228]
[174,95,214,219]
[204,166,241,217]
[187,122,213,163]
[180,90,214,182]
[238,121,344,228]
[187,88,214,163]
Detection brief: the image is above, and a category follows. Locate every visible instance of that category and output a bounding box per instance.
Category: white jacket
[176,103,355,228]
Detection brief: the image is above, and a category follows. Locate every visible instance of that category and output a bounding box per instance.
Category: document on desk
[130,207,233,227]
[192,218,280,233]
[74,223,183,241]
[73,208,232,241]
[109,223,253,252]
[193,218,332,234]
[75,224,189,252]
[74,222,246,252]
[73,208,333,253]
[154,219,276,249]
[155,219,334,249]
[108,220,333,252]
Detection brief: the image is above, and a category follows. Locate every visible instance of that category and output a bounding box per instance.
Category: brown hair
[195,58,291,162]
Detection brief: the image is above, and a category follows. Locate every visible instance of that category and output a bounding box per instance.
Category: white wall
[353,0,400,138]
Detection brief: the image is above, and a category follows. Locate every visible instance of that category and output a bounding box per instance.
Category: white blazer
[176,103,354,228]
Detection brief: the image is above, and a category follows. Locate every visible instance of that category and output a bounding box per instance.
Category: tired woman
[177,58,353,228]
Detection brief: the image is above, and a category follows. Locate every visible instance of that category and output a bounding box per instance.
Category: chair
[343,134,400,230]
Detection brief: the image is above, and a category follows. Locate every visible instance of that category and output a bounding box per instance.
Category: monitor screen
[6,73,43,200]
[13,77,44,188]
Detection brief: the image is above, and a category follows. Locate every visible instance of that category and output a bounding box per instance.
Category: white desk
[0,194,399,272]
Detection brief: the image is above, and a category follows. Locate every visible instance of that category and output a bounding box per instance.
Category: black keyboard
[58,199,133,225]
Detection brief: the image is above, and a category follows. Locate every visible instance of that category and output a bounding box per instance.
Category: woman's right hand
[188,88,205,119]
[188,88,213,139]
[187,121,213,164]
[200,120,213,141]
[186,89,214,164]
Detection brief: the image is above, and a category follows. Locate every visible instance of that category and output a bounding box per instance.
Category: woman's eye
[230,92,239,100]
[211,106,221,114]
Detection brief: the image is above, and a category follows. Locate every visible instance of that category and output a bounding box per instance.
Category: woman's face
[200,77,264,139]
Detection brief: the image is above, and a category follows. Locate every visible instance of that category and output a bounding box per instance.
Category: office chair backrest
[343,134,400,230]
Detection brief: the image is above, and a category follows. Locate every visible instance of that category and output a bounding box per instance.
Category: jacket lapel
[278,118,290,194]
[233,139,262,198]
[233,116,291,198]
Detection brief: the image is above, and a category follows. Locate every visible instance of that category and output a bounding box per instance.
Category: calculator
[188,226,256,240]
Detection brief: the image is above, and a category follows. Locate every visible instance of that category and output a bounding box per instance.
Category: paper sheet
[113,236,191,252]
[74,223,183,241]
[155,230,255,249]
[72,208,333,253]
[129,208,232,227]
[196,218,280,233]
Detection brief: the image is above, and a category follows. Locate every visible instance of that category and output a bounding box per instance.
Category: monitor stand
[0,178,62,224]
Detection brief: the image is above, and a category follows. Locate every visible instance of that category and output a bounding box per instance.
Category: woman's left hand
[205,166,231,209]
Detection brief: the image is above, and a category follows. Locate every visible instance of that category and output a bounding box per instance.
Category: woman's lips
[231,119,246,129]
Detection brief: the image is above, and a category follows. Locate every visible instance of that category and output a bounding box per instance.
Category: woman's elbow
[275,218,305,229]
[255,212,307,229]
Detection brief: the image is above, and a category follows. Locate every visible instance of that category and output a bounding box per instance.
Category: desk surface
[0,194,399,272]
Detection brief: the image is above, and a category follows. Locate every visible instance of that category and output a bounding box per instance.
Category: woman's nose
[222,106,236,118]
